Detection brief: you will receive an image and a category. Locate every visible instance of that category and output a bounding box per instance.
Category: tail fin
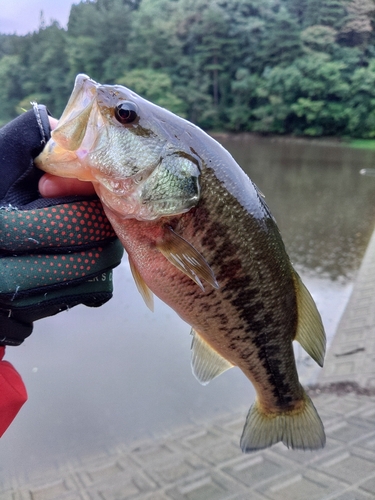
[240,392,325,452]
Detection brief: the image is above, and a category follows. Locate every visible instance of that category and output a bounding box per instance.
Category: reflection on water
[218,134,375,282]
[2,135,375,488]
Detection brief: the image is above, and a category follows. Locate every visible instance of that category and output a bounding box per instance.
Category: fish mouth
[34,74,100,179]
[74,74,98,99]
[58,74,98,129]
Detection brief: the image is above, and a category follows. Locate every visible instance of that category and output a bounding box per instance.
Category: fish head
[36,74,201,220]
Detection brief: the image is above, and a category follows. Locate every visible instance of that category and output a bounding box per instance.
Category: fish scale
[36,73,326,452]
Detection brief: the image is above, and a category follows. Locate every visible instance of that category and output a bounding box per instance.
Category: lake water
[2,135,375,487]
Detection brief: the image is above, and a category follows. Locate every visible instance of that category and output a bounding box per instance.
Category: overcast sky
[0,0,76,34]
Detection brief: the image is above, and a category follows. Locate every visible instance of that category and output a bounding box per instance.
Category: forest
[1,0,375,137]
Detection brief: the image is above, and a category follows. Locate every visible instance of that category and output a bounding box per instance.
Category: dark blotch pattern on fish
[178,173,301,410]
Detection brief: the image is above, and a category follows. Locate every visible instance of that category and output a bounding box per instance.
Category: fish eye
[114,101,138,124]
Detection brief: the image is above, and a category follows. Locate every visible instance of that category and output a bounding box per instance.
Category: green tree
[66,36,103,81]
[140,0,230,128]
[347,60,375,137]
[253,53,350,135]
[304,0,348,29]
[227,68,266,131]
[67,0,136,81]
[1,0,375,136]
[301,25,338,53]
[0,55,24,123]
[287,0,309,26]
[258,7,303,68]
[216,0,271,74]
[19,23,71,116]
[252,63,302,133]
[126,0,181,71]
[339,0,375,48]
[194,5,230,108]
[0,34,21,59]
[118,68,187,116]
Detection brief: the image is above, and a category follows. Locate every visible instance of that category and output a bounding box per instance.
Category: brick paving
[4,229,375,499]
[320,226,375,389]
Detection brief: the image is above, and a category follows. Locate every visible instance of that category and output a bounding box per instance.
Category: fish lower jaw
[35,149,96,182]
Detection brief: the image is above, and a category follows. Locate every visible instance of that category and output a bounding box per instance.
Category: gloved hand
[0,104,124,346]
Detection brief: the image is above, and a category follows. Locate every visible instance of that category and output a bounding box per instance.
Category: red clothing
[0,346,27,436]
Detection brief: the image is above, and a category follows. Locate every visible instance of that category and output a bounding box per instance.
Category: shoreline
[210,131,375,150]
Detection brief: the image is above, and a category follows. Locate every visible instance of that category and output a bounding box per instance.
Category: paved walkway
[4,230,375,499]
[320,224,375,389]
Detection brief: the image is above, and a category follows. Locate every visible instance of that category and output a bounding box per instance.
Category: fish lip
[75,73,98,91]
[76,75,98,106]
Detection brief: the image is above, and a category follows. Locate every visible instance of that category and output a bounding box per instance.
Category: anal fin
[191,328,233,385]
[129,257,154,312]
[293,271,326,367]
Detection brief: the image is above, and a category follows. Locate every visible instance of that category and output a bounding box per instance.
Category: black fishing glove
[0,104,124,346]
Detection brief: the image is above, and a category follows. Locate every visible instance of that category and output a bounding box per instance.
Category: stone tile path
[320,226,375,389]
[4,389,375,500]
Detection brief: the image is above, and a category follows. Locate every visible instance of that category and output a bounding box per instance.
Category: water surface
[219,134,375,282]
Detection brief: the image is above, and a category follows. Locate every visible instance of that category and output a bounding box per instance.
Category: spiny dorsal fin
[157,227,219,291]
[293,271,326,367]
[129,256,154,312]
[191,328,233,385]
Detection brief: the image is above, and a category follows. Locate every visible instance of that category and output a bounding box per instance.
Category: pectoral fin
[129,257,154,312]
[293,272,326,367]
[191,329,233,385]
[157,227,219,291]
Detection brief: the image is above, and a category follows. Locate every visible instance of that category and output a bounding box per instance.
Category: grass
[348,139,375,150]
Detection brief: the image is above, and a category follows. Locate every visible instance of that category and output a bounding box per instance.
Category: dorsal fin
[191,329,233,385]
[129,256,154,312]
[157,227,219,291]
[293,271,326,367]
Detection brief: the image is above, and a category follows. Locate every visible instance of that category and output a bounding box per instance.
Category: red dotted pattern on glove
[4,249,105,288]
[0,200,116,251]
[0,199,119,292]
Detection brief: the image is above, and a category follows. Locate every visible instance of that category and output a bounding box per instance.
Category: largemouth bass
[36,74,326,452]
